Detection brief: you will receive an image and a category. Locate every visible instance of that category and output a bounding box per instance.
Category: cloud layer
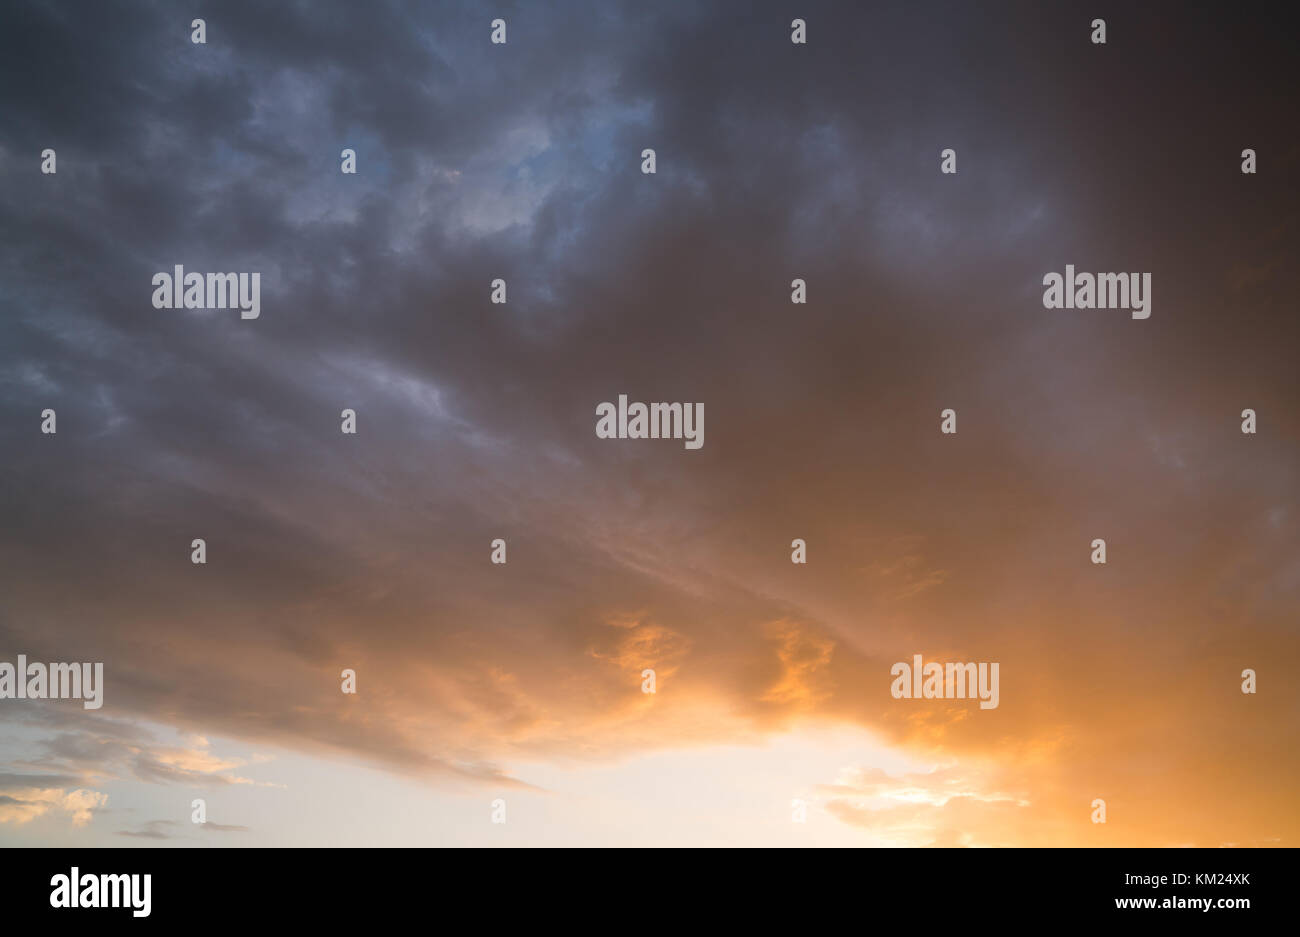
[1,0,1296,846]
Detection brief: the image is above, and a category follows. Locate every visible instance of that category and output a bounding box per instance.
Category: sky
[0,0,1296,847]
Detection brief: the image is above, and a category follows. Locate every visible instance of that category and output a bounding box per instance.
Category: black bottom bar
[2,847,1283,924]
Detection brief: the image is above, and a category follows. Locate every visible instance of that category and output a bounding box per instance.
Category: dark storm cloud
[0,0,1296,844]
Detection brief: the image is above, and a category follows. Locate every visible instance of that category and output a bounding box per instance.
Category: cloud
[816,764,1037,847]
[116,819,179,840]
[0,0,1296,846]
[1,711,276,792]
[0,784,107,827]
